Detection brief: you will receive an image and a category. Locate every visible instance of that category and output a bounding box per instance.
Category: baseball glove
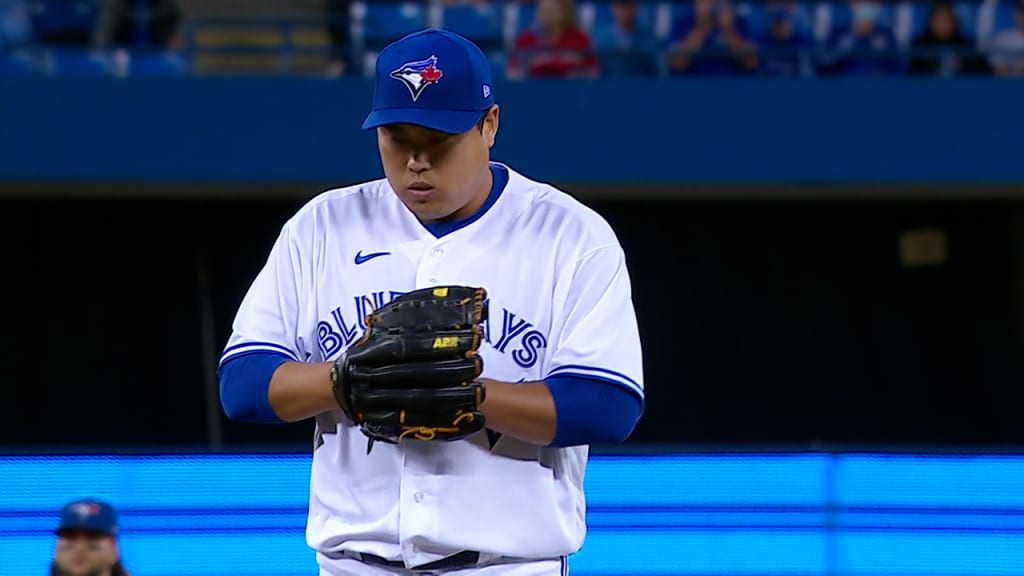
[331,286,488,450]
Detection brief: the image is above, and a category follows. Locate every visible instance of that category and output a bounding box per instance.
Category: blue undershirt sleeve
[218,352,292,423]
[545,375,644,447]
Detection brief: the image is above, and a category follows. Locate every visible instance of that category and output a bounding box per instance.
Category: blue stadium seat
[128,51,188,76]
[991,0,1018,34]
[0,50,37,76]
[736,1,768,37]
[511,1,537,35]
[47,48,110,75]
[906,3,932,40]
[438,3,503,52]
[955,1,981,36]
[359,2,428,50]
[28,0,98,43]
[823,1,898,34]
[583,1,615,32]
[738,1,815,40]
[663,0,695,37]
[663,0,695,21]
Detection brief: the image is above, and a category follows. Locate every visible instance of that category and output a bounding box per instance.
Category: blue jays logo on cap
[70,502,102,518]
[390,55,444,102]
[56,498,119,536]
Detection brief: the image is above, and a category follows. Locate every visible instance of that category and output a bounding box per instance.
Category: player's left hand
[331,286,488,450]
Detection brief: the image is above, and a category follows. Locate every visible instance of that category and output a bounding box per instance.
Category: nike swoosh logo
[354,250,390,265]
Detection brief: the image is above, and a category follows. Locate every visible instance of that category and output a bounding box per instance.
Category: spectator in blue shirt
[666,0,758,76]
[987,0,1024,77]
[0,0,31,50]
[591,1,660,77]
[818,0,903,76]
[756,0,814,77]
[92,0,182,50]
[325,0,351,78]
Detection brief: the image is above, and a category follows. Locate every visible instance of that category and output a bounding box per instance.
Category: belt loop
[476,552,501,566]
[344,551,364,563]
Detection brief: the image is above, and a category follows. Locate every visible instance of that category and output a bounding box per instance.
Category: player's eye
[383,130,406,144]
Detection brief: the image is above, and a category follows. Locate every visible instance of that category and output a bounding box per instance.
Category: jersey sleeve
[219,222,309,369]
[545,244,644,400]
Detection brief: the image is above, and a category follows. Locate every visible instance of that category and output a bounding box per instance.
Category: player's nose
[406,150,431,172]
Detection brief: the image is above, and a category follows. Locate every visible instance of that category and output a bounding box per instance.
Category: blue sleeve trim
[218,352,292,424]
[422,163,508,238]
[545,375,643,448]
[546,364,643,397]
[546,371,646,405]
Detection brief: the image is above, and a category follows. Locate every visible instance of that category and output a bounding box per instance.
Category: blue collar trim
[423,163,508,239]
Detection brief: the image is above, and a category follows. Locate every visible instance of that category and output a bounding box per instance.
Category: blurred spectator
[507,0,599,79]
[909,0,990,77]
[818,0,902,76]
[31,1,95,45]
[433,0,503,53]
[91,0,182,50]
[325,0,351,78]
[0,0,31,50]
[590,0,660,77]
[986,0,1024,76]
[51,498,129,576]
[666,0,758,76]
[756,0,814,77]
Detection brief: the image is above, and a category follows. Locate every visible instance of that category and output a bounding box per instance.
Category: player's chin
[399,193,448,220]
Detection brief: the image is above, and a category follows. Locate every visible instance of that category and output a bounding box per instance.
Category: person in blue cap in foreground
[51,498,129,576]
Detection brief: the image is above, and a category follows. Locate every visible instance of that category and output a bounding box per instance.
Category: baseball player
[218,28,644,576]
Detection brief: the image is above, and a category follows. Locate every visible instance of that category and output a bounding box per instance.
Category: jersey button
[430,247,443,257]
[414,492,424,503]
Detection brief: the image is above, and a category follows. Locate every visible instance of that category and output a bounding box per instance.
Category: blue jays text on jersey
[317,291,548,369]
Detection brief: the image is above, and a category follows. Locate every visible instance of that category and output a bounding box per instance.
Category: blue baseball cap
[55,499,119,536]
[362,28,494,135]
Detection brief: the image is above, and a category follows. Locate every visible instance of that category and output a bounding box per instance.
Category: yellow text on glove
[432,336,460,349]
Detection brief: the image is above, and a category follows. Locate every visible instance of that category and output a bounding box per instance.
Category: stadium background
[2,0,1024,574]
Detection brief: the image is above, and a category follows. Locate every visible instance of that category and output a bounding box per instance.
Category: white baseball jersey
[220,162,644,569]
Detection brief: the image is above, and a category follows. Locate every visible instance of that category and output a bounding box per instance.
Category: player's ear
[482,105,499,148]
[109,538,121,562]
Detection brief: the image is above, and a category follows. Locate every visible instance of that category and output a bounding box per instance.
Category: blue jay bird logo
[71,502,101,519]
[390,55,444,101]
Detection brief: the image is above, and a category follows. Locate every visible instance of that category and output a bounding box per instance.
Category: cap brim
[56,526,116,536]
[362,108,481,134]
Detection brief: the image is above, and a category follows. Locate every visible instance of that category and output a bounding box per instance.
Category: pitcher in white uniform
[218,28,645,576]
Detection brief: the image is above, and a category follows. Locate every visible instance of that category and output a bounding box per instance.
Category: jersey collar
[422,163,509,239]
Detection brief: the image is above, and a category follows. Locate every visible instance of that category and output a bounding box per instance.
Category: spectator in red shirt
[507,0,598,79]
